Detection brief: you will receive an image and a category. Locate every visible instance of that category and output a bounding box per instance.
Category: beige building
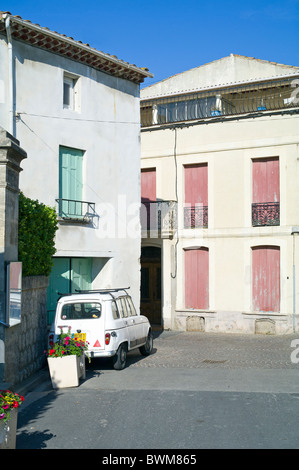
[140,54,299,334]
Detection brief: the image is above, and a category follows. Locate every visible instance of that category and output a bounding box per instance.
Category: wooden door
[252,246,280,312]
[47,257,92,324]
[185,248,209,309]
[140,246,161,325]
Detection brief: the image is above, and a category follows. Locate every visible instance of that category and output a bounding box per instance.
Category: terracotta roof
[0,11,153,84]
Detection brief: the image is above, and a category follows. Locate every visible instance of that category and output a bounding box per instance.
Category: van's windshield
[61,302,102,320]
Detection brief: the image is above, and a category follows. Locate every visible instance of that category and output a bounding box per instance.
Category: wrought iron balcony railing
[141,76,299,127]
[252,202,280,226]
[56,198,96,222]
[141,200,177,237]
[184,206,208,228]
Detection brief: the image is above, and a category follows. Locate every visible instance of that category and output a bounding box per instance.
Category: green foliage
[18,192,58,276]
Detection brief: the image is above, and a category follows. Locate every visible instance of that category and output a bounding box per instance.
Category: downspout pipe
[4,14,14,136]
[292,227,299,332]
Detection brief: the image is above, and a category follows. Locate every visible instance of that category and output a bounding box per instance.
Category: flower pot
[47,354,86,389]
[0,408,18,449]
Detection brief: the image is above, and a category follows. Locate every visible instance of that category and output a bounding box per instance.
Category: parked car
[48,288,153,370]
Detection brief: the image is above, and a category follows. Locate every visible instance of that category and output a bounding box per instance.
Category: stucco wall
[4,276,48,385]
[0,35,142,311]
[141,112,299,333]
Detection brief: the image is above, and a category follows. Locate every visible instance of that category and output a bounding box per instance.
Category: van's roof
[58,289,129,302]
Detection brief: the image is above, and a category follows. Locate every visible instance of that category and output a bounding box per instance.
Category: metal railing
[141,76,299,127]
[252,202,280,226]
[141,200,177,236]
[56,198,96,222]
[184,206,208,228]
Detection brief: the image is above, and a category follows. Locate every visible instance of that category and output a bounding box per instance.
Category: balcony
[56,198,96,223]
[184,205,208,229]
[252,202,280,226]
[141,76,299,127]
[141,200,177,238]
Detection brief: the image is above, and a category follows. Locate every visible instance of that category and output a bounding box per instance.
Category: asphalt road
[16,331,299,451]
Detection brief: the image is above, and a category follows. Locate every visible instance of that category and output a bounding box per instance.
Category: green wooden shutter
[47,258,71,324]
[71,258,92,293]
[59,146,83,217]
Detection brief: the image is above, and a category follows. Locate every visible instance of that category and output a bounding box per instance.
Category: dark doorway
[141,246,162,326]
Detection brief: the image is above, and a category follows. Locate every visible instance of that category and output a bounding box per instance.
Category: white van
[48,288,153,370]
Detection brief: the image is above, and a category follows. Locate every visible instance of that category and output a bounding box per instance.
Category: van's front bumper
[88,349,116,358]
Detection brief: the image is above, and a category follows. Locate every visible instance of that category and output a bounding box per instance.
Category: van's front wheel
[113,343,127,370]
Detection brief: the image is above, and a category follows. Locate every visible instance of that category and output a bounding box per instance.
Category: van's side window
[126,296,137,316]
[120,298,128,317]
[111,301,120,320]
[116,299,126,318]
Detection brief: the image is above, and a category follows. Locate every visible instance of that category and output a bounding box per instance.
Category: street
[16,331,299,451]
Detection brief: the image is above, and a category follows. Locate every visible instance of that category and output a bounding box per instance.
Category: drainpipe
[291,226,299,332]
[4,14,14,136]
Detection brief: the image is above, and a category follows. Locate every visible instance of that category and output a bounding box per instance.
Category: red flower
[12,401,19,408]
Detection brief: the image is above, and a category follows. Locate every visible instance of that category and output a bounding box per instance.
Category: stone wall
[4,276,49,385]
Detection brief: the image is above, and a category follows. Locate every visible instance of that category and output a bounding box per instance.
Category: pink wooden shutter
[184,164,208,205]
[185,248,209,309]
[141,168,156,202]
[252,157,279,203]
[252,246,280,312]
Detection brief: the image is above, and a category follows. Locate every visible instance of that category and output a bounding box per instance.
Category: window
[60,303,101,320]
[63,76,74,109]
[184,164,208,228]
[126,297,137,316]
[59,146,84,218]
[252,157,280,226]
[141,168,157,231]
[111,301,120,320]
[116,298,129,318]
[63,73,80,111]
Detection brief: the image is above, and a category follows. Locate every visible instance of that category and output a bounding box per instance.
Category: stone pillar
[0,128,26,383]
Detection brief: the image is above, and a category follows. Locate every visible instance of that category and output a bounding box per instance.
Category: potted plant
[0,390,25,449]
[46,326,90,389]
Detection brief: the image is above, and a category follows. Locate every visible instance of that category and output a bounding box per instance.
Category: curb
[14,367,50,396]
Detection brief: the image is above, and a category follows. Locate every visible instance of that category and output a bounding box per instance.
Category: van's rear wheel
[139,331,153,356]
[113,343,127,370]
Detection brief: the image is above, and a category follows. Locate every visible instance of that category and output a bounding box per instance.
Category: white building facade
[0,12,152,323]
[140,54,299,334]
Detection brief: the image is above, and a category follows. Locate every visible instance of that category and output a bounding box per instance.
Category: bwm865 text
[146,454,196,465]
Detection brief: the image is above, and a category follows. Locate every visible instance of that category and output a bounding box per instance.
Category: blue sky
[1,0,299,87]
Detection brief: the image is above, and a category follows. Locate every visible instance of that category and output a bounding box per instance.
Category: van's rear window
[61,303,102,320]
